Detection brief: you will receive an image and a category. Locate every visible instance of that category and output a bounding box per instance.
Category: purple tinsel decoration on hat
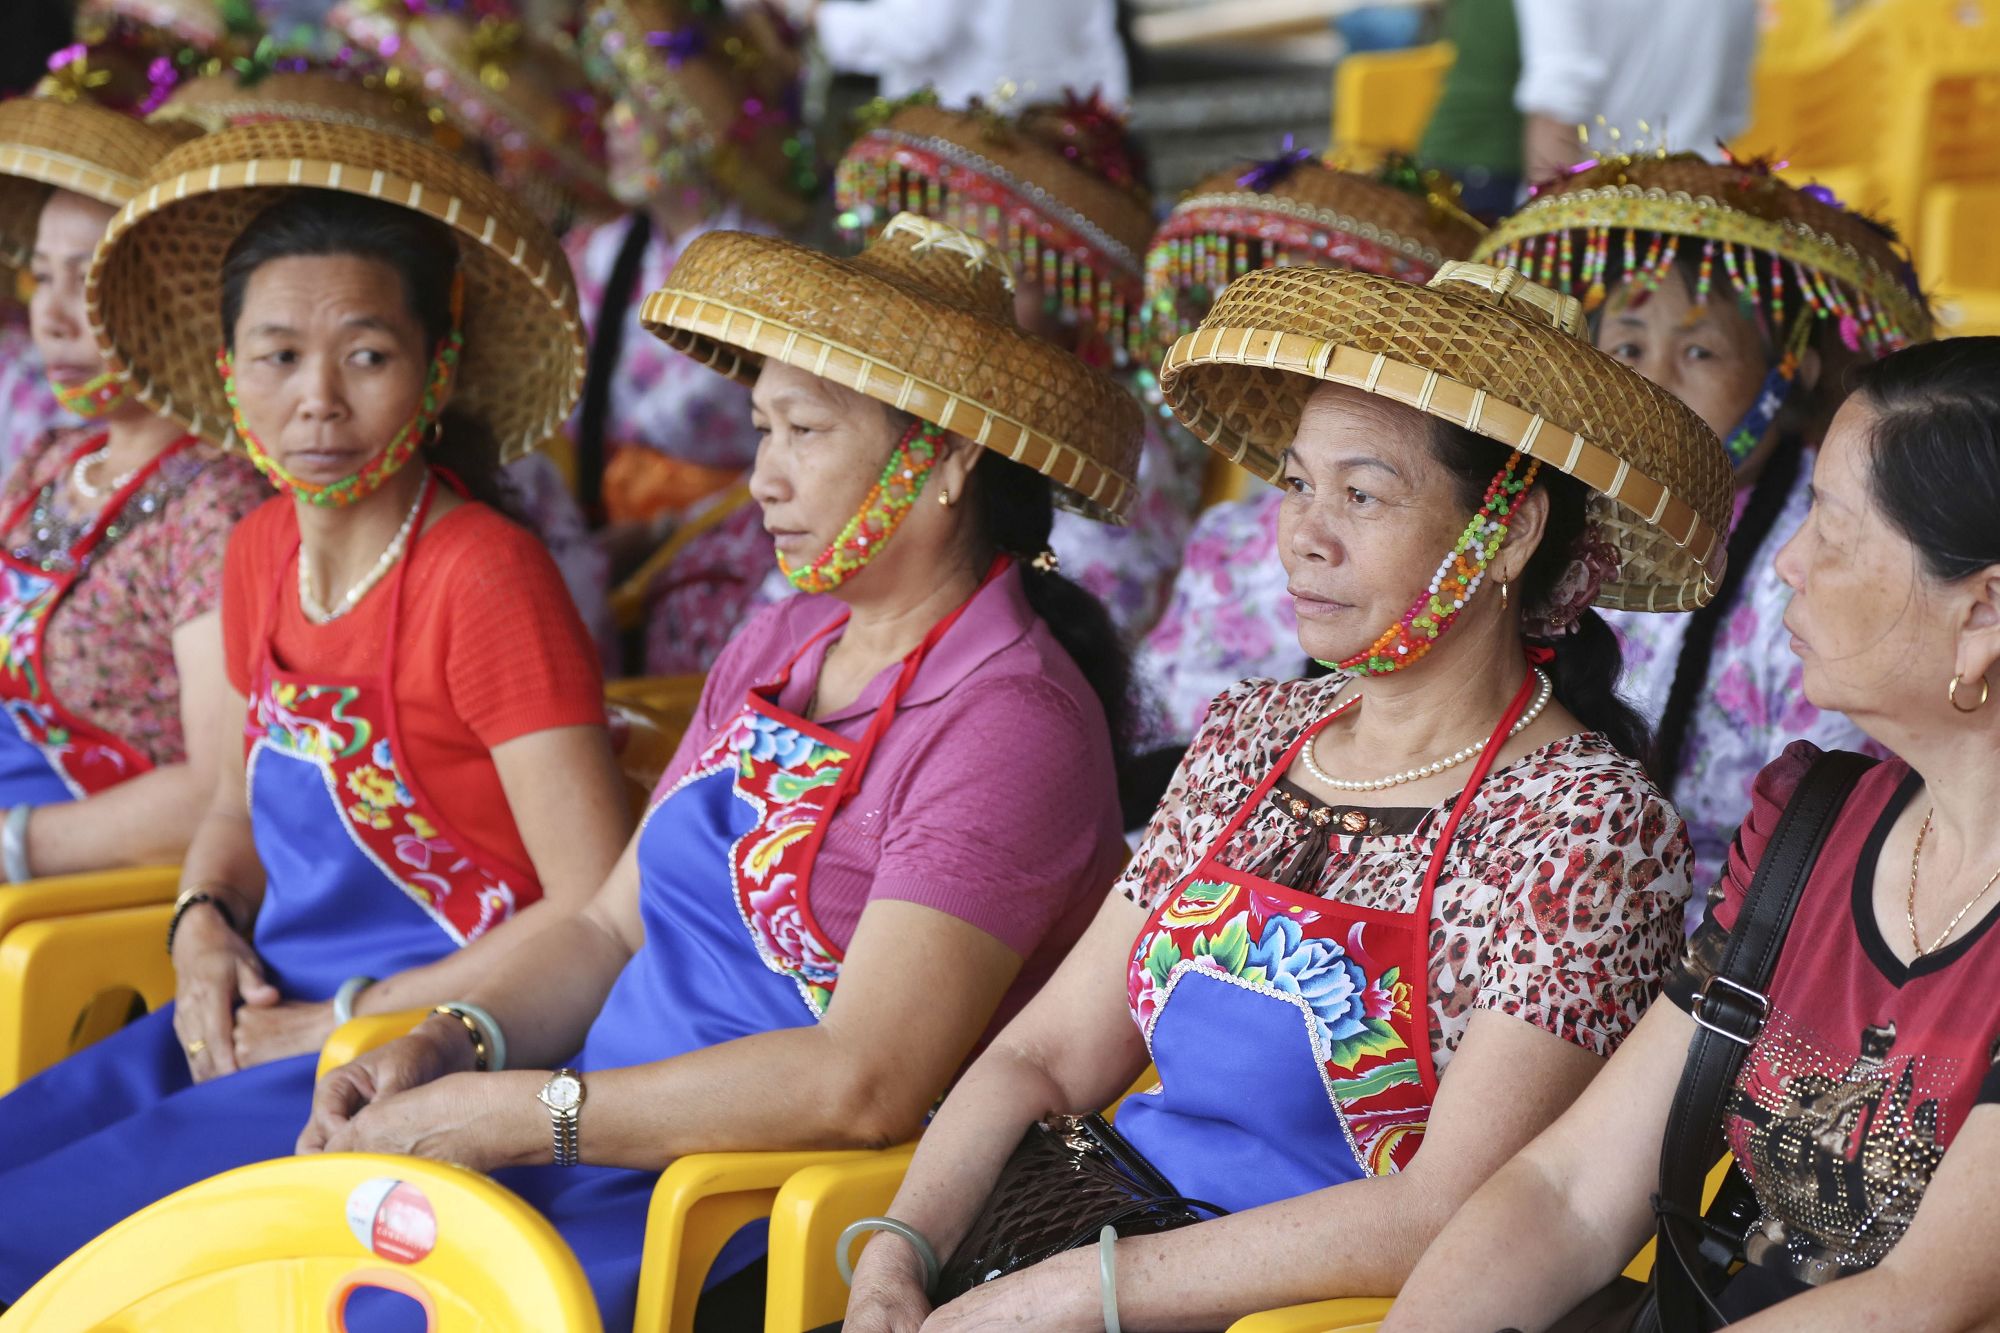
[46,43,87,75]
[1237,134,1315,192]
[1800,182,1847,211]
[645,26,708,67]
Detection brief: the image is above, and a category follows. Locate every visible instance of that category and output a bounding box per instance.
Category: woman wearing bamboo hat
[830,91,1199,642]
[838,261,1730,1331]
[150,58,620,661]
[0,119,629,1298]
[0,83,267,879]
[1135,152,1487,744]
[293,214,1139,1329]
[1477,151,1933,898]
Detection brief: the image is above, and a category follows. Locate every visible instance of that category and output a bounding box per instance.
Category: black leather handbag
[932,1111,1229,1303]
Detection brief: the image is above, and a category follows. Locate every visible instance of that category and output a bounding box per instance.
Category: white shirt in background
[1512,0,1759,160]
[815,0,1130,108]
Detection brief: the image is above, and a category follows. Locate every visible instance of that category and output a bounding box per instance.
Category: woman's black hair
[218,189,521,519]
[969,442,1137,759]
[573,212,654,523]
[1597,245,1857,789]
[1851,337,2000,584]
[1427,417,1654,764]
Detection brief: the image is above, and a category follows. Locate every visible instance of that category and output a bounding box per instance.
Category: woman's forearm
[1378,1154,1631,1333]
[23,760,215,876]
[357,904,628,1056]
[177,804,268,919]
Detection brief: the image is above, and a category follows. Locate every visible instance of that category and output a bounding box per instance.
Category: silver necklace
[1301,669,1553,792]
[69,444,138,502]
[298,480,428,624]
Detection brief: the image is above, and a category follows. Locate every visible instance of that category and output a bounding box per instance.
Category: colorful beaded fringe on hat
[50,367,135,420]
[779,417,947,595]
[1331,451,1541,675]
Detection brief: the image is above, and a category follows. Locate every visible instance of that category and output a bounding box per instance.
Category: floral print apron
[0,433,195,803]
[1118,666,1539,1212]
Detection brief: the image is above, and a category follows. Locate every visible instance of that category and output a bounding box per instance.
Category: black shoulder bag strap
[1650,749,1876,1331]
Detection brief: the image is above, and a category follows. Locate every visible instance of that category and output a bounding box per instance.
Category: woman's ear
[930,429,983,506]
[1955,566,2000,701]
[1492,481,1552,588]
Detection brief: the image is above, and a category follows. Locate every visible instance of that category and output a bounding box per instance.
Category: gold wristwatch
[537,1068,585,1167]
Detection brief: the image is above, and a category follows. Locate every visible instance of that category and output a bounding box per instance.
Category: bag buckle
[1690,974,1770,1047]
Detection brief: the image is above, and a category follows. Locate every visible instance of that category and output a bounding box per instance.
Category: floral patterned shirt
[1,429,268,767]
[1135,489,1301,744]
[1050,412,1195,640]
[563,210,765,471]
[1120,674,1694,1071]
[1604,463,1881,898]
[0,323,75,484]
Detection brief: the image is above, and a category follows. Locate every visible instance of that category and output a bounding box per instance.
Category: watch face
[543,1074,582,1111]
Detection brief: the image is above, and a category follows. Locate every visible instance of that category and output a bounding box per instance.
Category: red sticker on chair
[345,1177,437,1264]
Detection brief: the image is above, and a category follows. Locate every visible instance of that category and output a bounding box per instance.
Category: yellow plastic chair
[1223,1154,1739,1331]
[0,864,182,1092]
[1330,43,1454,167]
[631,1145,920,1333]
[605,675,706,816]
[2,1152,601,1331]
[608,481,755,632]
[1873,0,2000,252]
[1923,182,2000,334]
[1734,4,1894,194]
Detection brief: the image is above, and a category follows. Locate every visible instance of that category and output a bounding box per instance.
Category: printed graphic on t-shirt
[1728,1011,1963,1283]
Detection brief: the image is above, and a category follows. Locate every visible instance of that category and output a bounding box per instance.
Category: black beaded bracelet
[164,890,237,956]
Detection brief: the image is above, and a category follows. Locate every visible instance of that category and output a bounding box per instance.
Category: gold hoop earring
[937,487,951,508]
[1499,579,1510,611]
[1949,673,1990,714]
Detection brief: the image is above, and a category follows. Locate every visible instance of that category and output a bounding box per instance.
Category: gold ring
[184,1038,207,1057]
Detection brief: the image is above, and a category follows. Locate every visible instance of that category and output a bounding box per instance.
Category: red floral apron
[0,433,198,801]
[1118,666,1540,1211]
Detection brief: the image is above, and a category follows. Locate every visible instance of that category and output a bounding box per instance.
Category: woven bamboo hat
[1147,154,1486,339]
[0,96,196,281]
[88,119,585,462]
[1160,261,1733,611]
[152,68,456,150]
[575,0,816,227]
[1477,153,1931,356]
[836,94,1154,362]
[641,212,1144,522]
[330,5,614,221]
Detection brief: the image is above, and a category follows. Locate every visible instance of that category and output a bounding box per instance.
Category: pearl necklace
[70,445,139,502]
[1301,669,1553,792]
[298,479,428,625]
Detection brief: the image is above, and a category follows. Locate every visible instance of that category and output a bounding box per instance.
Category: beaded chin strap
[216,270,467,510]
[1326,449,1542,675]
[779,417,948,595]
[1722,314,1816,467]
[49,367,135,419]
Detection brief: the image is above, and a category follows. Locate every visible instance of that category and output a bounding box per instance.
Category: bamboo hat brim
[88,119,585,462]
[640,212,1145,522]
[0,97,194,276]
[1160,261,1734,611]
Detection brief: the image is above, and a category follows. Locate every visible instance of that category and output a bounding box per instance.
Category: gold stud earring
[937,487,951,508]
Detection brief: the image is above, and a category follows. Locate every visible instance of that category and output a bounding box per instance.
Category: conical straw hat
[641,212,1144,522]
[1160,261,1734,611]
[151,69,455,151]
[88,119,585,462]
[0,97,195,278]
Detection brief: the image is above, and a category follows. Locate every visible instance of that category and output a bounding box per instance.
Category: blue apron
[0,477,541,1302]
[501,563,998,1332]
[1117,666,1539,1211]
[0,434,198,807]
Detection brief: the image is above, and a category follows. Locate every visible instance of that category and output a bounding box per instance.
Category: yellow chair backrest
[1330,43,1456,168]
[605,675,707,816]
[0,865,182,1093]
[3,1152,602,1331]
[1736,4,1896,170]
